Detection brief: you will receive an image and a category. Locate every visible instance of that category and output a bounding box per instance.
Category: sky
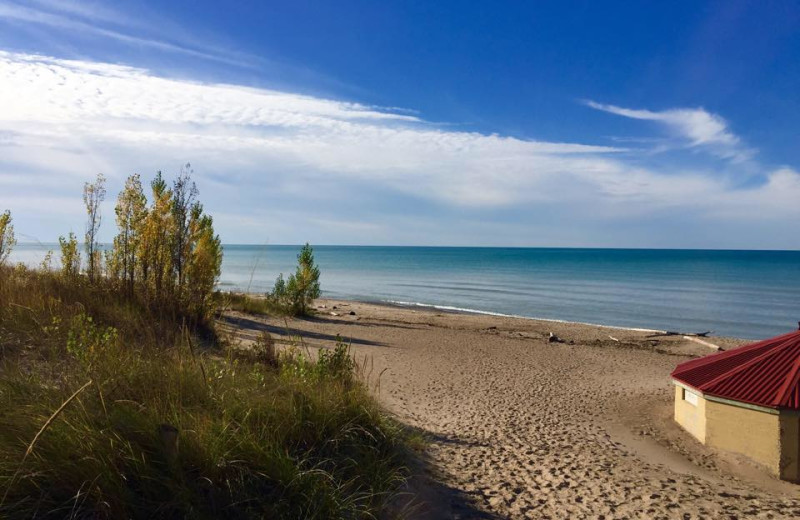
[1,0,799,248]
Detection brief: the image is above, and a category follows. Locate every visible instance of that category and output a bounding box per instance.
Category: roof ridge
[697,335,800,394]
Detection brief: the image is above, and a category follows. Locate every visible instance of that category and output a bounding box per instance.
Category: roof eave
[672,378,800,415]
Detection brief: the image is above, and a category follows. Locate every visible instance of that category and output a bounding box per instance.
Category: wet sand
[220,299,800,519]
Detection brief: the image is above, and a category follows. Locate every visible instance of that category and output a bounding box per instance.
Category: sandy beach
[220,299,800,519]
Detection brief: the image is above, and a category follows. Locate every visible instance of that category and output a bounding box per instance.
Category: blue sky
[1,0,799,248]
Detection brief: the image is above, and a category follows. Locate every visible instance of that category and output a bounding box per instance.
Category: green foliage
[0,209,15,266]
[268,243,322,316]
[58,231,81,278]
[0,265,409,519]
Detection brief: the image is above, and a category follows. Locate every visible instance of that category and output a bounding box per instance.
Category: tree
[287,243,321,315]
[138,172,174,300]
[83,173,106,282]
[185,204,222,317]
[171,164,198,293]
[0,209,16,266]
[112,174,147,294]
[59,232,81,278]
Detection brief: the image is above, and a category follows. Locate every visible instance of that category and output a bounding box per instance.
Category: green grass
[0,266,410,518]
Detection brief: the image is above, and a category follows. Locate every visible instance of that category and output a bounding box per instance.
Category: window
[683,388,698,406]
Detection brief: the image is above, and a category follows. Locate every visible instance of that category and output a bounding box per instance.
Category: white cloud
[0,50,626,210]
[585,100,754,162]
[0,50,798,246]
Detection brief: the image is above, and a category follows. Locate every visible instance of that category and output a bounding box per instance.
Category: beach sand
[220,299,800,519]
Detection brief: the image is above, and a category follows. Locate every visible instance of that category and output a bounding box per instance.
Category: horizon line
[13,242,800,253]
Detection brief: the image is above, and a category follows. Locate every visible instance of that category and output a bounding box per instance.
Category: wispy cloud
[0,50,798,247]
[0,1,254,68]
[585,100,754,162]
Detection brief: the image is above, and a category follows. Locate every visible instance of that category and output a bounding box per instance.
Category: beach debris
[349,311,356,316]
[646,330,712,338]
[330,312,340,316]
[608,335,620,342]
[318,304,327,309]
[548,332,565,343]
[683,335,724,351]
[332,306,338,310]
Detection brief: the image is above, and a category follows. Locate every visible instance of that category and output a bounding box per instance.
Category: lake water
[11,244,800,339]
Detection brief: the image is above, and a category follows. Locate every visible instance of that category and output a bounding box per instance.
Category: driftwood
[646,330,712,338]
[682,335,724,352]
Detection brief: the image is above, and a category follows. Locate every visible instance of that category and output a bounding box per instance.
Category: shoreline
[238,290,727,338]
[354,296,670,334]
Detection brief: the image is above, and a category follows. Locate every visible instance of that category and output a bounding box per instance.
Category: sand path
[221,299,800,519]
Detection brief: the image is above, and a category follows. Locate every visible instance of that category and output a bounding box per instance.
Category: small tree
[83,173,107,282]
[0,209,16,266]
[59,232,81,278]
[277,243,321,316]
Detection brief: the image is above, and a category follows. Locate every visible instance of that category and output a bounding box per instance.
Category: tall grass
[0,265,409,518]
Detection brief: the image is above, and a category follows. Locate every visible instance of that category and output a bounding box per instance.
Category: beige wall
[706,399,781,475]
[674,385,706,443]
[673,382,800,481]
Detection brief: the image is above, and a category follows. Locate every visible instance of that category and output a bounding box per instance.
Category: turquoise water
[11,244,800,339]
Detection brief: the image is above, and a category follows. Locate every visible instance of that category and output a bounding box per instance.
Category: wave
[381,299,664,333]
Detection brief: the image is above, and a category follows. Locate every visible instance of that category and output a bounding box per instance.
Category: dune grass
[0,266,410,518]
[221,291,281,317]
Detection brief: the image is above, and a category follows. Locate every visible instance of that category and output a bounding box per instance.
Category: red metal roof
[671,329,800,410]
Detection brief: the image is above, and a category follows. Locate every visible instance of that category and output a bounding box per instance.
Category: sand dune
[222,299,800,518]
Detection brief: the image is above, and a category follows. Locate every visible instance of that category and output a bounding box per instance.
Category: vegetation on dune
[0,170,409,518]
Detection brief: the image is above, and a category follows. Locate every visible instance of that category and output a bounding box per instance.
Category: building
[671,329,800,481]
